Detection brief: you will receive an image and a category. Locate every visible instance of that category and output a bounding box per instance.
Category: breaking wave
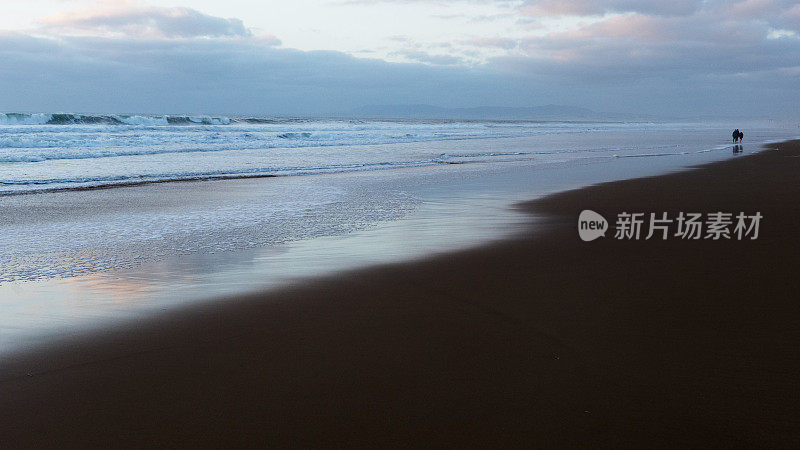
[0,115,750,196]
[0,113,231,126]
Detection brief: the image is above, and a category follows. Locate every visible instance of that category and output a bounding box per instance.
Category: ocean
[0,114,797,352]
[0,113,779,195]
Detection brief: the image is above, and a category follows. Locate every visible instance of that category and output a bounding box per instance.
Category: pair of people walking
[732,129,744,143]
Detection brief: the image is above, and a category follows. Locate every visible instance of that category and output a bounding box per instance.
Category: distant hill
[344,104,623,121]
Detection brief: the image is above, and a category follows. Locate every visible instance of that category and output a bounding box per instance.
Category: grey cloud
[0,31,62,54]
[771,4,800,33]
[0,34,502,115]
[460,37,519,50]
[41,6,254,39]
[392,49,463,65]
[498,0,800,93]
[521,0,701,17]
[2,0,800,119]
[335,0,518,4]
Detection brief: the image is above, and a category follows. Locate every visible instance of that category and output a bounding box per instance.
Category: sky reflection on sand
[0,189,527,353]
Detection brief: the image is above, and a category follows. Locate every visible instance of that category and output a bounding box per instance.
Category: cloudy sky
[1,0,799,117]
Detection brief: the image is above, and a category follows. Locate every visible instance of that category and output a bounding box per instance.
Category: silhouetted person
[738,130,743,142]
[732,129,739,143]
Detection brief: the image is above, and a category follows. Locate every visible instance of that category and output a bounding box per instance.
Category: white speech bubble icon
[578,210,608,241]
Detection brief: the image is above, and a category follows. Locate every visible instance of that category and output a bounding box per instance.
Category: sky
[0,0,799,118]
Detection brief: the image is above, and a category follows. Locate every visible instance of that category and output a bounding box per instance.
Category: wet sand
[1,141,799,447]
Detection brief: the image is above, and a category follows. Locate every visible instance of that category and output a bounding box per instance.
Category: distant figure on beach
[739,130,743,142]
[732,129,740,143]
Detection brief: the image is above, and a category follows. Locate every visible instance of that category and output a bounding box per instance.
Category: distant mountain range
[344,104,639,121]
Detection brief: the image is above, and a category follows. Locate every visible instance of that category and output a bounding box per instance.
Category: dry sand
[1,141,799,447]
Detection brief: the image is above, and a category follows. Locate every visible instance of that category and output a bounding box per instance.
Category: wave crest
[0,113,231,126]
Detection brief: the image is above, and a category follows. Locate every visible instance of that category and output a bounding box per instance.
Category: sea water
[0,115,796,353]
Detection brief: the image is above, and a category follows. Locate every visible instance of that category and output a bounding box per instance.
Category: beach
[1,139,798,446]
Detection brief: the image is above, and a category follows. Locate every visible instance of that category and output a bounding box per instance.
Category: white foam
[113,115,169,126]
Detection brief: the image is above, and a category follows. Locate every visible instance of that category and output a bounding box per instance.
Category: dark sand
[1,141,799,447]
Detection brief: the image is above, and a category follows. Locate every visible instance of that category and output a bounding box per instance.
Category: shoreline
[2,140,799,446]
